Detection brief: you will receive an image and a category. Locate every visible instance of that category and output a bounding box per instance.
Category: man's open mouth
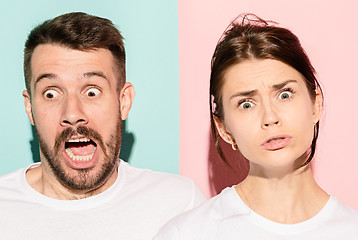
[64,137,97,162]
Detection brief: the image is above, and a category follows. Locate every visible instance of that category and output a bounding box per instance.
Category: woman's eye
[239,101,254,109]
[85,88,101,97]
[43,89,59,99]
[279,91,292,100]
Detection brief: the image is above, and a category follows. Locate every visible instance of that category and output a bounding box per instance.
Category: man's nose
[60,94,88,127]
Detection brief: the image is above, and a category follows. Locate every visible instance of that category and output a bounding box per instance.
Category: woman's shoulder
[178,186,248,219]
[332,197,358,221]
[154,186,250,239]
[315,197,358,238]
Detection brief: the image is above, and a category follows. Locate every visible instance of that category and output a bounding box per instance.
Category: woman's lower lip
[262,137,291,150]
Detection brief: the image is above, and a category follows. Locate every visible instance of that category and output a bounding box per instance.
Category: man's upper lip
[260,134,291,145]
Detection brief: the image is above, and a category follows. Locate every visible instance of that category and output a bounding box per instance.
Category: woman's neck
[235,165,329,224]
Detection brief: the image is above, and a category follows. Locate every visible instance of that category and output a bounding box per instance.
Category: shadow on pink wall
[208,129,249,197]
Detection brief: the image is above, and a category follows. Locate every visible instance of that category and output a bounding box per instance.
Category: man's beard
[35,120,122,192]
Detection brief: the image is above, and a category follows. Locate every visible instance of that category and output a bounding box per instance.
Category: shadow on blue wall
[119,120,135,162]
[30,125,40,163]
[30,120,135,163]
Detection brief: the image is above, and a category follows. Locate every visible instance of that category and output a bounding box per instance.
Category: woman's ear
[213,115,235,145]
[119,82,135,120]
[313,89,323,124]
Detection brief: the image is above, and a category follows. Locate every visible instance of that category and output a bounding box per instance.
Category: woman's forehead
[222,59,305,91]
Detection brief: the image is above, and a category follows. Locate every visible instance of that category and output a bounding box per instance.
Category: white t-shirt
[155,186,358,239]
[0,160,206,240]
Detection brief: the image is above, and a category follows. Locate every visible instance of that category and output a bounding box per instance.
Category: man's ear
[119,82,135,120]
[213,115,235,144]
[313,89,323,124]
[23,90,35,126]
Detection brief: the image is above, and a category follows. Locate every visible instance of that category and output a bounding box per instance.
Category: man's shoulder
[119,161,206,206]
[121,161,198,189]
[0,162,39,183]
[0,166,30,201]
[0,167,25,186]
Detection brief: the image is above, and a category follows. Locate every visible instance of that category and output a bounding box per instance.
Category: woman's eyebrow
[229,79,298,100]
[272,79,297,90]
[230,89,258,100]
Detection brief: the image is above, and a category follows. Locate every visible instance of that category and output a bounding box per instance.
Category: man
[0,12,205,239]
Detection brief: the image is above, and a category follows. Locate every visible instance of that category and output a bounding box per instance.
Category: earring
[231,141,238,151]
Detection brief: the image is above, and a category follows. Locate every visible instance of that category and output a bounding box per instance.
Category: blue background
[0,0,179,175]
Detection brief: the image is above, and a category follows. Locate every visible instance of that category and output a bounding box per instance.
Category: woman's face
[215,59,322,173]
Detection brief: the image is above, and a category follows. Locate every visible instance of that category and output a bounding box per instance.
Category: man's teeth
[67,137,91,143]
[65,147,96,162]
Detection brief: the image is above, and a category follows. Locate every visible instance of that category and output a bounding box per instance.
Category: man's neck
[25,163,119,200]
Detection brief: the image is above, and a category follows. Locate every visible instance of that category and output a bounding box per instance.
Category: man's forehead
[31,44,115,68]
[30,44,117,88]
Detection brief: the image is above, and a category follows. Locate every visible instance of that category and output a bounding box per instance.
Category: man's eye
[85,88,101,97]
[43,89,59,99]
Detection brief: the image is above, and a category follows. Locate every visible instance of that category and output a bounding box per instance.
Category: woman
[154,14,358,239]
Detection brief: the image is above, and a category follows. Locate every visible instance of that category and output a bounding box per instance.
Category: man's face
[23,44,134,192]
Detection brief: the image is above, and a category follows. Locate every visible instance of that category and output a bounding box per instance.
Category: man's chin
[54,166,107,191]
[36,123,122,194]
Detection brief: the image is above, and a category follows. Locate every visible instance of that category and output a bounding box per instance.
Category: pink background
[179,0,358,209]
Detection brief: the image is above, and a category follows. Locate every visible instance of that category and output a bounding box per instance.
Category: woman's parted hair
[24,12,126,95]
[210,14,323,166]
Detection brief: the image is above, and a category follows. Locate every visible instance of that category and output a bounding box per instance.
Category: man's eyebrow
[83,71,108,81]
[272,79,297,90]
[35,73,58,85]
[34,71,109,86]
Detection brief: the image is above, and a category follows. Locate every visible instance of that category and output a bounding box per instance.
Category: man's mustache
[53,126,107,158]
